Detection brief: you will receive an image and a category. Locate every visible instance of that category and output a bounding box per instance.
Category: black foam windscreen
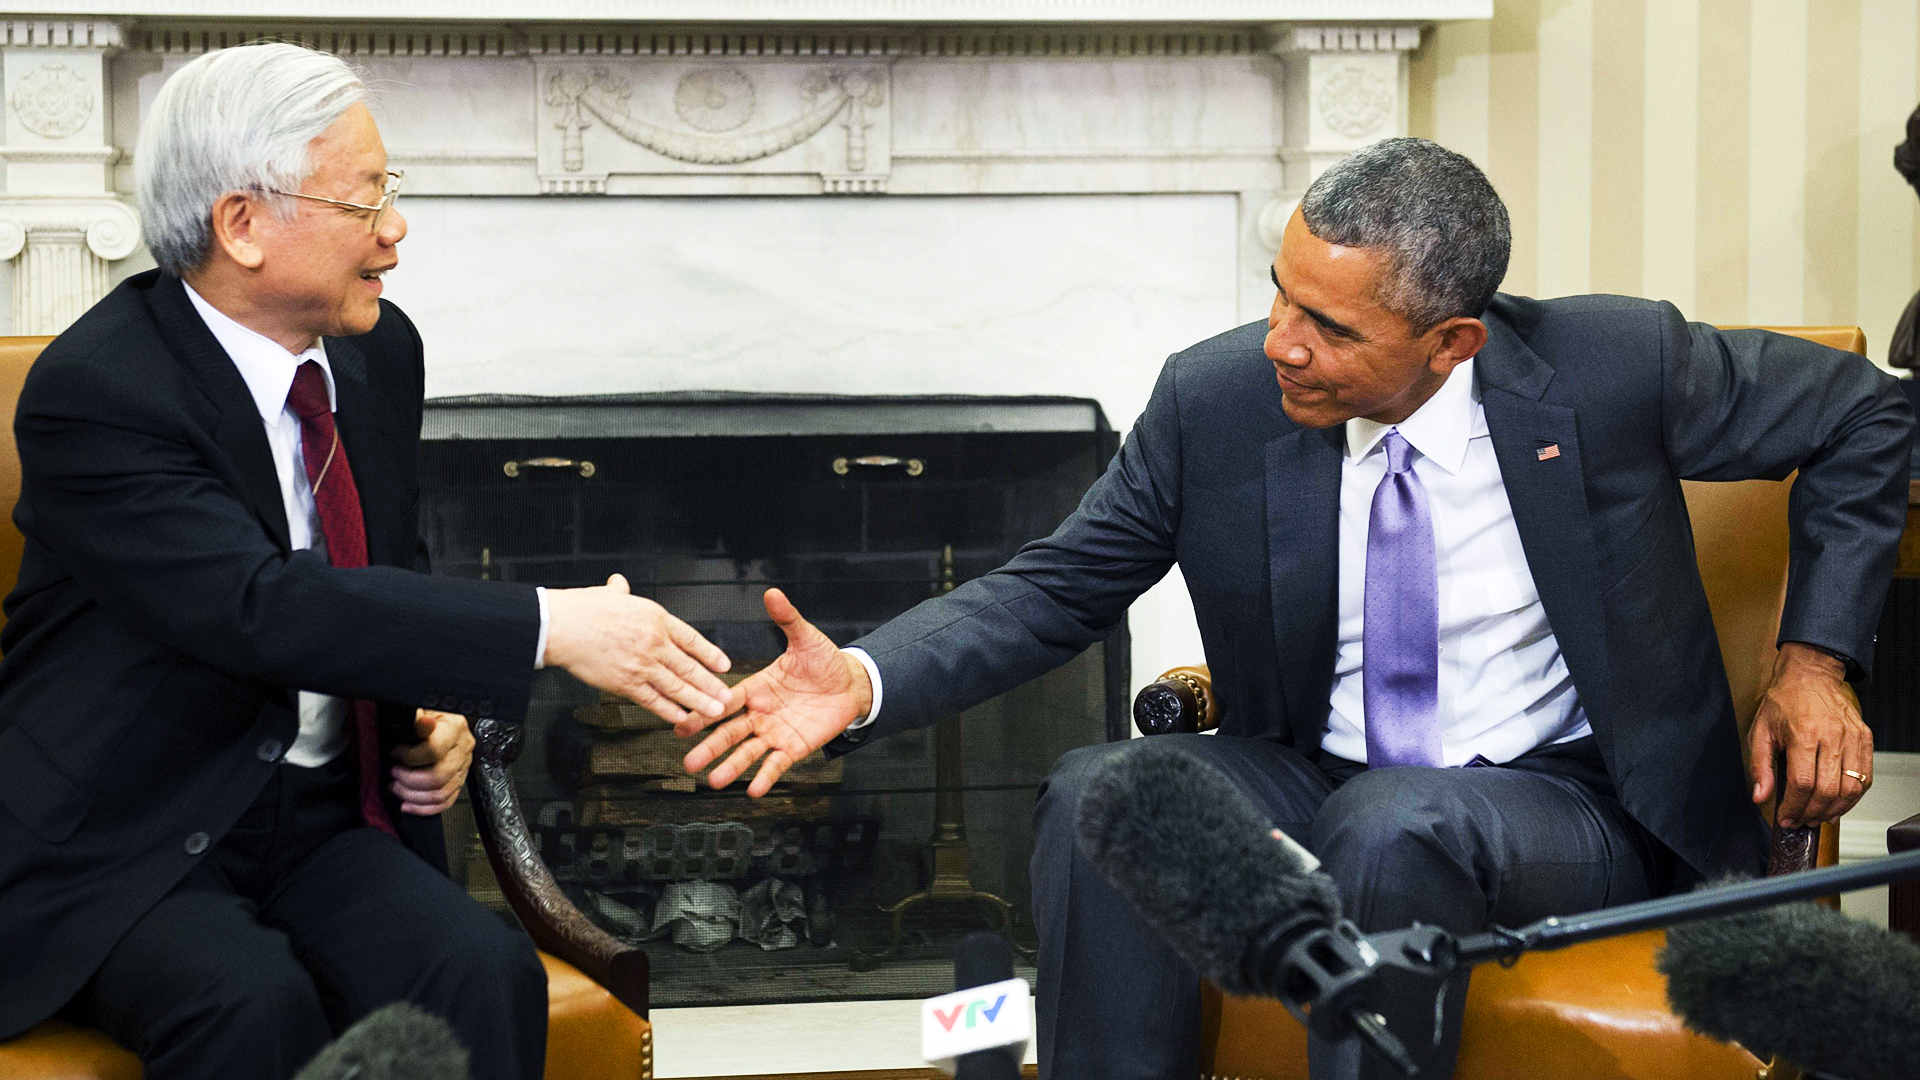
[1658,897,1920,1080]
[954,930,1015,992]
[292,1002,471,1080]
[1072,742,1342,996]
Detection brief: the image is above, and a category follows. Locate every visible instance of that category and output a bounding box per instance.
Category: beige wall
[1410,0,1920,364]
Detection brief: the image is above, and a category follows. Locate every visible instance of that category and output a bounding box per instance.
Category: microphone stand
[1264,849,1920,1077]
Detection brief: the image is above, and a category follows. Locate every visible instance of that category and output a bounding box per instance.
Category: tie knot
[1382,430,1416,474]
[286,360,330,421]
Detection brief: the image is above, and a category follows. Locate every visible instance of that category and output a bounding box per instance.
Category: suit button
[257,739,283,762]
[460,699,478,715]
[422,695,440,709]
[184,832,210,855]
[477,699,493,716]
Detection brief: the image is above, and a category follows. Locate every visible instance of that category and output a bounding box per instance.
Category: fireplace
[421,392,1122,1006]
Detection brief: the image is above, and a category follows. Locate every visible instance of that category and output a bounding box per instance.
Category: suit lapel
[1476,317,1616,719]
[1267,424,1344,736]
[324,335,400,568]
[145,275,292,550]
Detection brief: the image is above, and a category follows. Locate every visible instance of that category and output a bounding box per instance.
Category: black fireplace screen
[419,394,1124,1006]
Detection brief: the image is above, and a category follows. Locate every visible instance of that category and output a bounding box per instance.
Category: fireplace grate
[420,393,1122,1006]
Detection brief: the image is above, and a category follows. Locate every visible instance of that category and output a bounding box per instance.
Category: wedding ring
[1843,769,1869,784]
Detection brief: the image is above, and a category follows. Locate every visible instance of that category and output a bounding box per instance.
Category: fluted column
[1,19,140,335]
[0,200,141,333]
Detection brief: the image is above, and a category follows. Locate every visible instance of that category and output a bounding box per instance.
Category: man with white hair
[0,43,735,1080]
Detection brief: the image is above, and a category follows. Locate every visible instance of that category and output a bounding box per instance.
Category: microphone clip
[1266,918,1467,1078]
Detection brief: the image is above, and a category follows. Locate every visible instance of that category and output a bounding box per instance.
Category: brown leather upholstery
[0,336,653,1080]
[1169,325,1870,1079]
[544,953,654,1080]
[1201,933,1762,1080]
[0,973,655,1080]
[0,1022,141,1080]
[0,336,50,608]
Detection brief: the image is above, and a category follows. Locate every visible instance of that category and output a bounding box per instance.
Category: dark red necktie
[286,360,396,837]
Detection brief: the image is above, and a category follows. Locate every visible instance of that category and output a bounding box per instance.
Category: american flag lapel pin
[1536,443,1561,461]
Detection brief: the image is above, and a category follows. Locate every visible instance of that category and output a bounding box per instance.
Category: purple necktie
[1363,431,1443,768]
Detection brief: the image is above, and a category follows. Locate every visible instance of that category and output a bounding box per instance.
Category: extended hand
[391,708,474,816]
[1749,642,1874,827]
[677,588,873,797]
[543,573,732,724]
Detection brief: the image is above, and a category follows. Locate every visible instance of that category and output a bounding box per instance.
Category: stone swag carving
[546,65,886,171]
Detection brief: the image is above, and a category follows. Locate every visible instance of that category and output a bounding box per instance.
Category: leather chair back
[1698,326,1866,739]
[0,337,51,618]
[0,334,654,1080]
[1200,324,1868,1080]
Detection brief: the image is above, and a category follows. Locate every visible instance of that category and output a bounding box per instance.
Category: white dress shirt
[1325,357,1591,765]
[184,284,549,767]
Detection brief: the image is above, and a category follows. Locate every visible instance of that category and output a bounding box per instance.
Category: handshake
[543,576,871,798]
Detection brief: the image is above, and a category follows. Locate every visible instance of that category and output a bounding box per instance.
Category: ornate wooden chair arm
[468,716,651,1018]
[1133,665,1218,736]
[1765,823,1823,877]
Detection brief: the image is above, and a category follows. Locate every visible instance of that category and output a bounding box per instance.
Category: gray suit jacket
[839,293,1915,884]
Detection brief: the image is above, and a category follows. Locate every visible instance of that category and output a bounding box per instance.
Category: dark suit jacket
[841,294,1914,887]
[0,270,542,1040]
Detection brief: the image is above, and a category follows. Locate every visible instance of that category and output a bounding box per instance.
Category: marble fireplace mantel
[1,2,1486,702]
[0,3,1487,335]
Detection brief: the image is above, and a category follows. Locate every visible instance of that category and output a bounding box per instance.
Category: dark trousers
[1030,734,1668,1080]
[68,754,547,1080]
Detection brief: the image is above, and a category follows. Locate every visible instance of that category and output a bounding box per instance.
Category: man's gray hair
[135,43,365,276]
[1299,137,1511,332]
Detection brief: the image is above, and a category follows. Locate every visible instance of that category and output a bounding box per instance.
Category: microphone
[1657,896,1920,1080]
[921,931,1030,1079]
[1075,743,1920,1079]
[1073,745,1423,1075]
[292,1002,471,1080]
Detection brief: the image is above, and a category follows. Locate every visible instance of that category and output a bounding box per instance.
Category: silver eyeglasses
[264,170,404,233]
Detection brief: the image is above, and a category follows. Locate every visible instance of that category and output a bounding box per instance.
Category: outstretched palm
[677,588,868,797]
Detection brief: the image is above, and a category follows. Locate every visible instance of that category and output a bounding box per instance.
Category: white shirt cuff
[534,587,551,669]
[841,646,883,729]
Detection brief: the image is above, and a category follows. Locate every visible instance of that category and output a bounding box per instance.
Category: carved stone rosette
[3,21,133,335]
[1263,25,1422,250]
[537,59,892,194]
[9,60,93,139]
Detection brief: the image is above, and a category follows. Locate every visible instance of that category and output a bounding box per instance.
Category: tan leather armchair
[1132,326,1869,1080]
[0,336,654,1080]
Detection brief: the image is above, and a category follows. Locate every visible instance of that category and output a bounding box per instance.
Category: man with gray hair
[0,42,738,1080]
[670,137,1912,1078]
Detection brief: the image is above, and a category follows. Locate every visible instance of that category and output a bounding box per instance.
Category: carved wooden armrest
[1133,665,1218,736]
[1765,823,1824,877]
[468,717,650,1017]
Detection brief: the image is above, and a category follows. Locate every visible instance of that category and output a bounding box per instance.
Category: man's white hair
[135,42,365,276]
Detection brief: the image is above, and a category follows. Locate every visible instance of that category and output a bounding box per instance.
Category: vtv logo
[920,977,1032,1074]
[932,992,1009,1032]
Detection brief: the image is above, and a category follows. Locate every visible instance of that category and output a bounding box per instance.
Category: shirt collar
[1344,356,1482,475]
[182,281,336,424]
